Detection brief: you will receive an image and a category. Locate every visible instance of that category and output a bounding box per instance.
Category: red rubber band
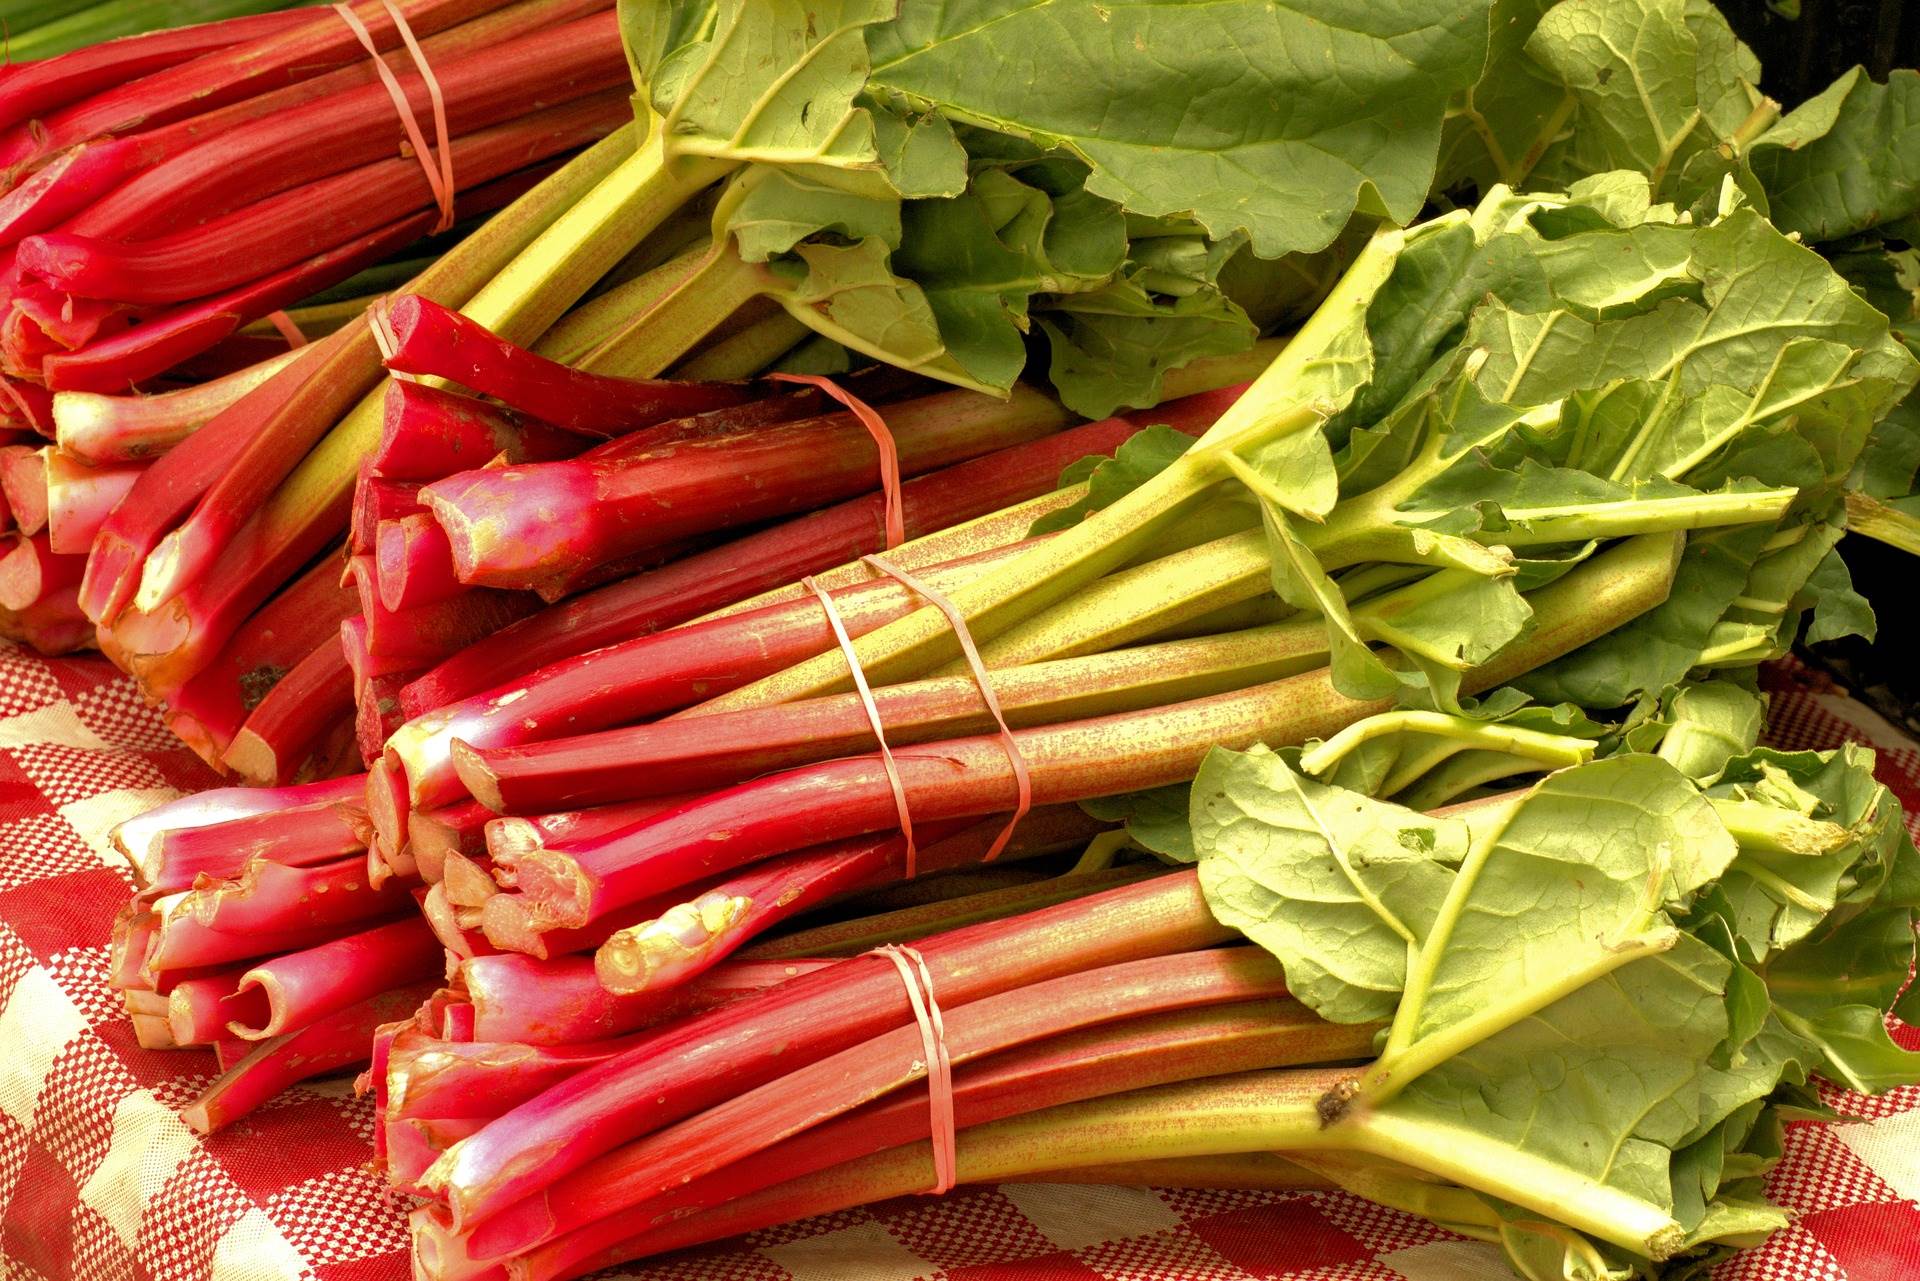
[862,554,1032,860]
[871,944,956,1195]
[265,312,307,349]
[332,2,456,234]
[802,575,919,876]
[769,373,905,548]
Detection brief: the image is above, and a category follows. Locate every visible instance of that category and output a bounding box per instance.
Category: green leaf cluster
[1190,745,1919,1275]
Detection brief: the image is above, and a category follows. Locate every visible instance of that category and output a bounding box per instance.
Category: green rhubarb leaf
[765,239,987,388]
[1800,548,1876,645]
[866,0,1496,259]
[1750,68,1920,243]
[1037,277,1256,419]
[1861,398,1920,501]
[1191,745,1468,1024]
[656,0,893,172]
[1764,906,1920,1093]
[1432,0,1566,197]
[1078,783,1194,863]
[1515,523,1771,708]
[1299,706,1597,803]
[1391,755,1736,1056]
[1030,425,1195,536]
[1322,213,1552,450]
[619,0,714,93]
[1524,0,1765,205]
[1473,210,1913,418]
[1655,680,1764,784]
[868,109,970,199]
[1259,499,1401,702]
[1692,745,1909,962]
[1379,933,1736,1249]
[723,166,903,264]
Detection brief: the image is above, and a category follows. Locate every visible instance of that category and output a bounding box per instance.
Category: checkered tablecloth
[3,640,1917,1281]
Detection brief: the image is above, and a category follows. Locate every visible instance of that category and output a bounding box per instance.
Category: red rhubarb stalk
[112,775,367,888]
[190,856,416,938]
[399,381,1248,709]
[419,384,1085,592]
[25,89,630,305]
[0,0,514,170]
[164,968,264,1047]
[181,979,441,1134]
[42,451,140,555]
[385,539,1035,813]
[0,444,47,533]
[426,871,1231,1228]
[480,533,1676,937]
[411,801,495,883]
[62,10,626,248]
[377,513,463,611]
[78,328,342,624]
[0,0,617,248]
[52,349,304,463]
[464,949,1293,1263]
[462,622,1327,812]
[82,126,641,641]
[0,584,90,653]
[144,896,365,976]
[386,1030,654,1124]
[159,549,359,757]
[571,826,975,983]
[0,9,322,136]
[512,1005,1362,1281]
[458,954,832,1046]
[223,637,358,786]
[40,209,438,393]
[0,533,83,610]
[354,474,423,552]
[227,918,444,1040]
[369,383,585,481]
[145,806,368,899]
[382,293,755,435]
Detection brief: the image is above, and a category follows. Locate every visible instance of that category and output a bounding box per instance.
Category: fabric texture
[1,641,1916,1281]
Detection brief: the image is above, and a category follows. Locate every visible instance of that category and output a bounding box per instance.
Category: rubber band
[264,312,307,349]
[871,944,956,1195]
[802,575,919,875]
[332,1,455,234]
[768,372,906,548]
[862,554,1032,860]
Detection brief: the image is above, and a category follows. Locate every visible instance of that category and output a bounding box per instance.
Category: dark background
[1721,0,1916,105]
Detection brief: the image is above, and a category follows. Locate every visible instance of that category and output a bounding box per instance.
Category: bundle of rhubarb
[337,162,1919,1278]
[54,1,1920,1277]
[104,772,448,1134]
[386,736,1920,1281]
[68,0,1522,772]
[0,0,633,649]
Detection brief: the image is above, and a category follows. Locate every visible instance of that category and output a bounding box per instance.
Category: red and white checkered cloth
[3,640,1917,1281]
